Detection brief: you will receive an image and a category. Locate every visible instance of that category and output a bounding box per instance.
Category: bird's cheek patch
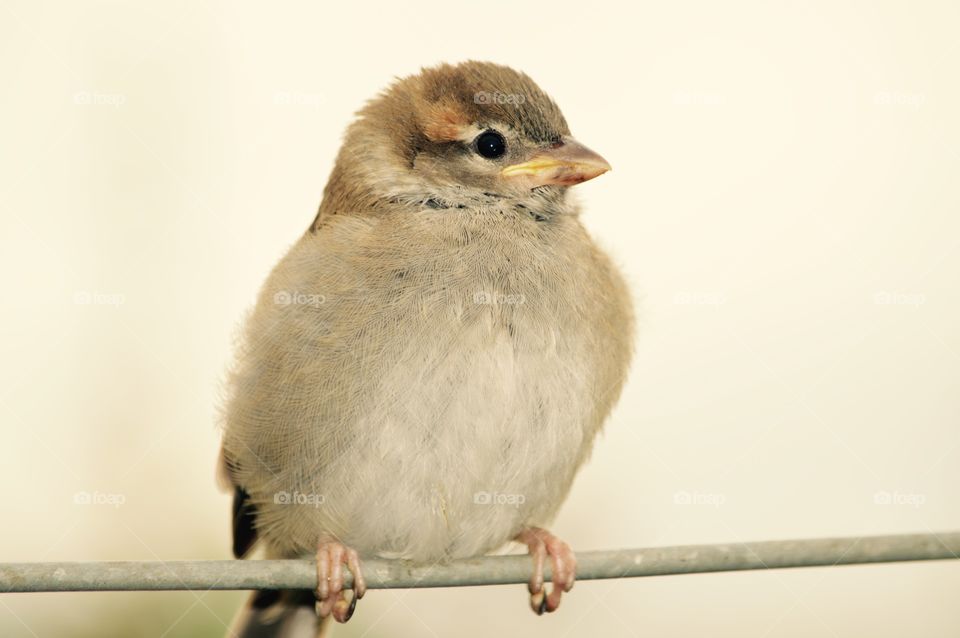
[420,102,471,143]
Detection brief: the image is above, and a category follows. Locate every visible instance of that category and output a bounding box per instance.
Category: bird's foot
[315,539,366,623]
[515,527,576,615]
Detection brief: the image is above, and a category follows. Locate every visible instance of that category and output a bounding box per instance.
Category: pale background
[1,1,958,636]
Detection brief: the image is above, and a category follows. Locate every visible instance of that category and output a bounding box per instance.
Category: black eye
[475,130,506,159]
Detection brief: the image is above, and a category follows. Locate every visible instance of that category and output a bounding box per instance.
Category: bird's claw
[516,527,577,614]
[315,539,365,623]
[530,589,547,615]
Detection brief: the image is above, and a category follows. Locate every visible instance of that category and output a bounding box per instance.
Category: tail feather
[226,590,330,638]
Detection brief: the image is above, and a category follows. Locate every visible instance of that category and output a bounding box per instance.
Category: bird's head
[313,61,610,226]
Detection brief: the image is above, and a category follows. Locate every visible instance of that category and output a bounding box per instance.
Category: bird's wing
[219,446,260,559]
[232,485,259,559]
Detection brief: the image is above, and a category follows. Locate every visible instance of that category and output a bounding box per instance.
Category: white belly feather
[221,211,631,561]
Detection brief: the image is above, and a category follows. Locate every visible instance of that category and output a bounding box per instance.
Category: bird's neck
[310,157,575,233]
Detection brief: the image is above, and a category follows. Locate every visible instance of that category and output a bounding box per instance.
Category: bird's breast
[226,211,629,561]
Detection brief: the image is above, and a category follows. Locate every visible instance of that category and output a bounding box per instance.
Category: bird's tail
[226,589,331,638]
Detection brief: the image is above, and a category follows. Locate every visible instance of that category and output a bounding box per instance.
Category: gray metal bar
[1,531,957,593]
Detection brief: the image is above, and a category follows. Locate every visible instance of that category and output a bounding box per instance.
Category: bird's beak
[501,137,611,187]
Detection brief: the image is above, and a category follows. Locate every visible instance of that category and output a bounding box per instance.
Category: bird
[219,60,634,637]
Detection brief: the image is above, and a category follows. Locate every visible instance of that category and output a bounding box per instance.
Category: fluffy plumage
[220,61,633,635]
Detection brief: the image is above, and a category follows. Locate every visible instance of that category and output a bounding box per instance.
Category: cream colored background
[2,1,959,636]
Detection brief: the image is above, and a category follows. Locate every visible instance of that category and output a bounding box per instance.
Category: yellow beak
[501,137,611,187]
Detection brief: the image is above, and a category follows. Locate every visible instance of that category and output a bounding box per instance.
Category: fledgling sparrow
[219,61,633,637]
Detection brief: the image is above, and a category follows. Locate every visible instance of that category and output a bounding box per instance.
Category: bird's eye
[475,130,506,159]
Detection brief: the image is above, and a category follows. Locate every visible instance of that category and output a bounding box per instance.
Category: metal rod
[2,531,957,593]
